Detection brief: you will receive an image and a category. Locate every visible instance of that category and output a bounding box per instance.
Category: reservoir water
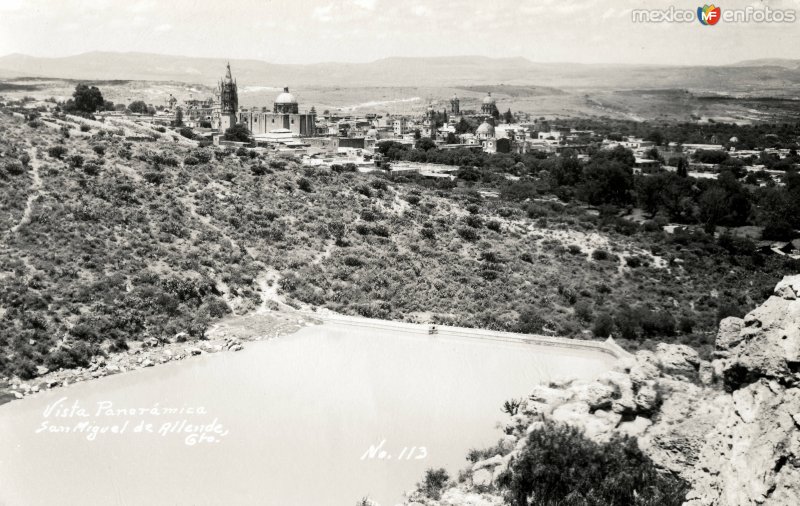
[0,320,615,505]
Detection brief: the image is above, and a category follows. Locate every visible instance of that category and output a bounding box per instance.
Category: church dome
[275,87,297,104]
[482,92,495,105]
[476,121,495,136]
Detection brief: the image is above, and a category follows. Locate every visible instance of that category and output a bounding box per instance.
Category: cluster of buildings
[89,63,797,183]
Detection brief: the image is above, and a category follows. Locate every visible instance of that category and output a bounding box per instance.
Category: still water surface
[0,322,614,506]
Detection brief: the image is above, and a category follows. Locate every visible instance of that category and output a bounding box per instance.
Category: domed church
[213,64,316,138]
[239,86,316,137]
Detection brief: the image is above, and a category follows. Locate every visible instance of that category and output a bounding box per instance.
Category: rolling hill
[1,52,800,95]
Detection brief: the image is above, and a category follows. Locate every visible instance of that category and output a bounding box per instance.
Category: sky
[0,0,799,65]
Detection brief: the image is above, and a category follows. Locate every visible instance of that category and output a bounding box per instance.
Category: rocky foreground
[406,275,800,506]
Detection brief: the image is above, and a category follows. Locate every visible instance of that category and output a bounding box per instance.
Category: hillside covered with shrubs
[0,111,794,381]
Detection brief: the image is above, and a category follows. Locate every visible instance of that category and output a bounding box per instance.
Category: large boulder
[634,382,660,414]
[628,350,661,387]
[569,380,617,411]
[655,343,701,379]
[719,289,800,390]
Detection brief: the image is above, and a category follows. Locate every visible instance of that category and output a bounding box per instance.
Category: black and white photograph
[0,1,799,505]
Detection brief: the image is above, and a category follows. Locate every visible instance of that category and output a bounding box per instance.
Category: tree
[504,422,688,506]
[128,100,149,114]
[698,186,728,233]
[174,108,184,127]
[503,108,514,124]
[67,84,105,113]
[646,130,665,146]
[224,123,252,143]
[676,157,688,177]
[415,137,436,151]
[455,117,473,134]
[580,160,634,206]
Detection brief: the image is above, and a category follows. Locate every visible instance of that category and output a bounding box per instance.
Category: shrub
[625,255,644,268]
[716,300,744,323]
[679,316,695,334]
[184,156,199,166]
[4,160,25,176]
[487,220,502,232]
[69,155,84,168]
[592,312,614,337]
[503,422,688,506]
[458,227,479,242]
[83,162,101,176]
[92,145,106,156]
[48,145,67,159]
[45,342,95,370]
[144,171,165,185]
[465,215,483,228]
[416,468,449,500]
[298,177,313,192]
[567,244,582,255]
[592,249,610,261]
[641,309,676,337]
[515,307,546,333]
[80,124,91,132]
[574,300,593,322]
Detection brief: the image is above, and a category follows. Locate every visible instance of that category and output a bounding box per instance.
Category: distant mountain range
[1,52,800,94]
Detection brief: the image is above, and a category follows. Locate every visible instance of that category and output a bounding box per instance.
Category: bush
[48,145,67,160]
[80,124,91,132]
[69,155,84,168]
[298,177,313,192]
[416,468,449,500]
[503,422,688,506]
[45,342,95,371]
[4,160,25,176]
[592,312,614,337]
[625,255,644,268]
[83,162,101,176]
[184,156,199,166]
[592,249,610,261]
[574,300,593,322]
[458,227,479,242]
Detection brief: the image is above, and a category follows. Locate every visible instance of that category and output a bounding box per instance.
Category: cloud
[412,5,431,16]
[0,0,28,11]
[126,0,157,14]
[313,3,334,22]
[352,0,377,10]
[154,23,173,32]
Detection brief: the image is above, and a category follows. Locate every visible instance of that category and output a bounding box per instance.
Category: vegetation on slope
[0,109,794,381]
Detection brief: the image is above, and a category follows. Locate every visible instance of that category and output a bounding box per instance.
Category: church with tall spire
[213,62,239,131]
[212,63,316,137]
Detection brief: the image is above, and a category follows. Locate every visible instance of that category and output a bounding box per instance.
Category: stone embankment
[405,275,800,506]
[0,312,310,405]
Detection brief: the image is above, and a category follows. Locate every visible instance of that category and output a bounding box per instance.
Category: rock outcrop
[404,275,800,506]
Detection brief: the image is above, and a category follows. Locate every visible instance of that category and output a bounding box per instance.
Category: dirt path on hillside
[9,147,43,234]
